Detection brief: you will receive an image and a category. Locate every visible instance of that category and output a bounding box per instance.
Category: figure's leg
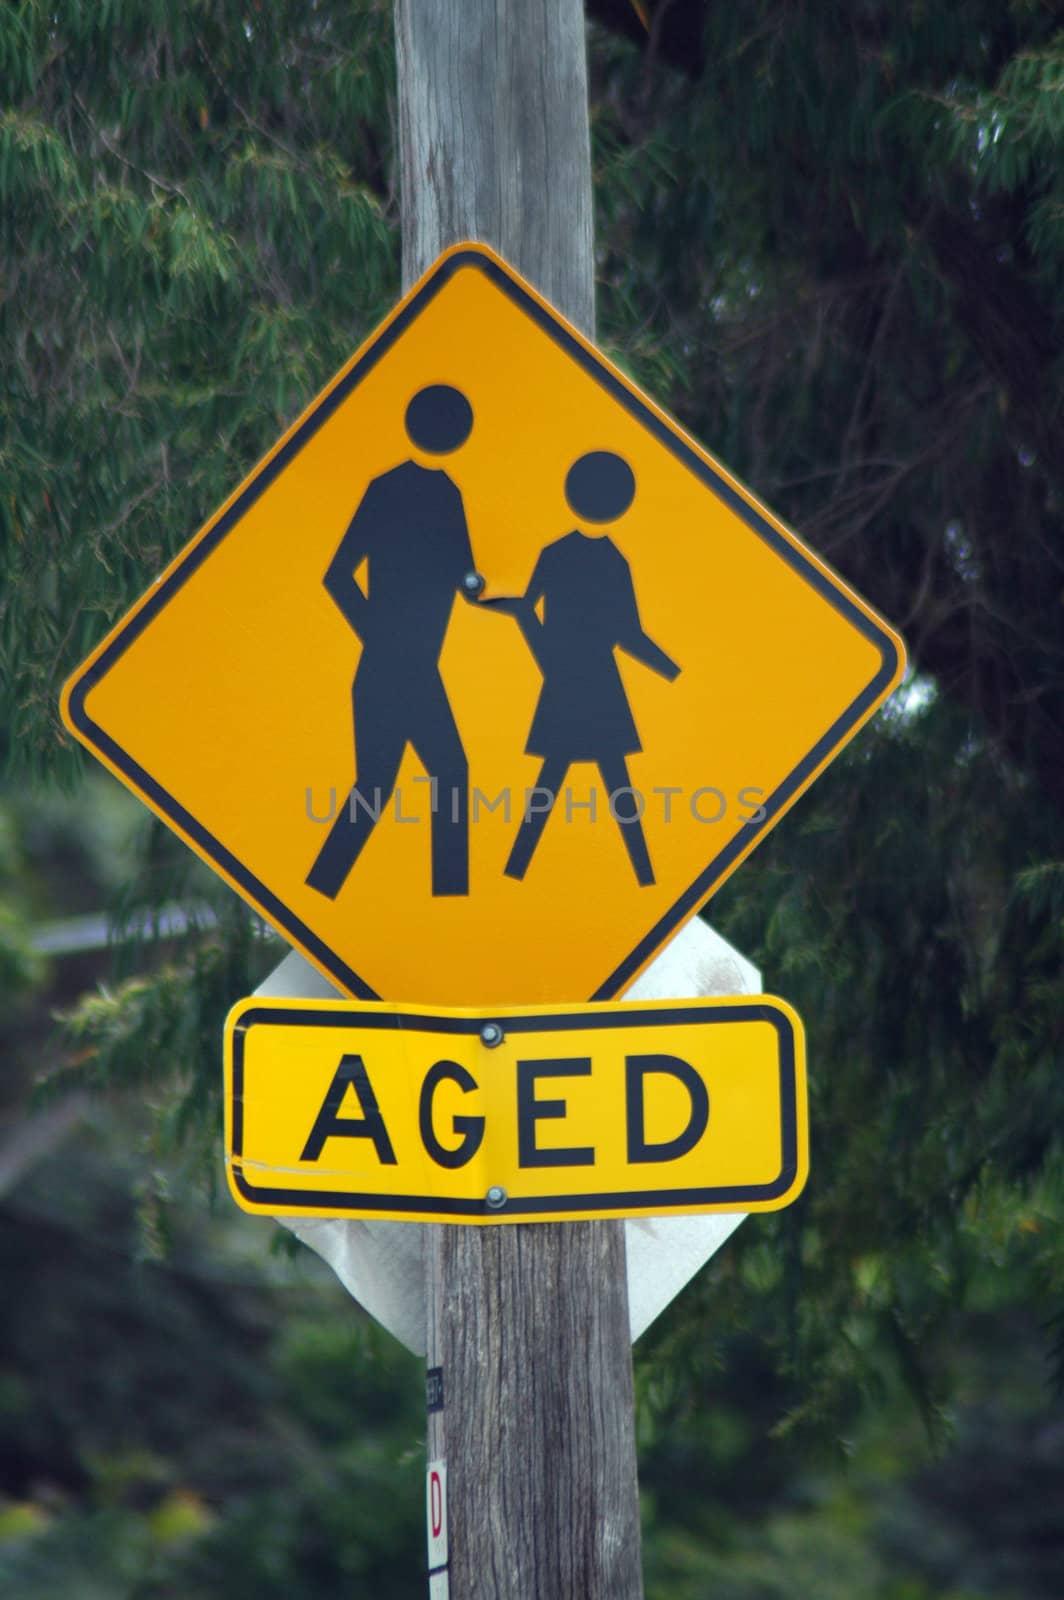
[504,756,569,881]
[306,679,405,898]
[597,755,654,887]
[410,680,470,898]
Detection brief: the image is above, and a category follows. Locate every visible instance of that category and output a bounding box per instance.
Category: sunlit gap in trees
[884,669,937,723]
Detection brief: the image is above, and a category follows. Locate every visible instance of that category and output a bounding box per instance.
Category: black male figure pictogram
[306,385,478,900]
[496,451,681,886]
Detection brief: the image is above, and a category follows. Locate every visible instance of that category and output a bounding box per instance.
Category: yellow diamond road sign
[224,996,808,1225]
[62,242,905,1005]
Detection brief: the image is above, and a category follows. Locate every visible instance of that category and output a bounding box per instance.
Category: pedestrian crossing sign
[61,242,905,1005]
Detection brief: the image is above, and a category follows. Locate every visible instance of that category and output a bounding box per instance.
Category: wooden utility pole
[395,4,644,1596]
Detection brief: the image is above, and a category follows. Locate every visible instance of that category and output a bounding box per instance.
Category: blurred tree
[586,0,1064,1435]
[0,1122,426,1598]
[1,0,396,781]
[592,2,1064,819]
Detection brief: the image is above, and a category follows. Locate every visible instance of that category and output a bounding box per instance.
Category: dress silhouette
[306,385,478,899]
[499,451,680,885]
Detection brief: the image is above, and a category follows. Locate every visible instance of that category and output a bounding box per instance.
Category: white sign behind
[258,916,757,1353]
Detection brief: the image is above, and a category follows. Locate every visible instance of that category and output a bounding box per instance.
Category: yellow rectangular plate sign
[225,996,807,1224]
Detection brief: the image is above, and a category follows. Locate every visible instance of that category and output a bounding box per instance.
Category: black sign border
[227,1001,804,1218]
[66,246,901,1001]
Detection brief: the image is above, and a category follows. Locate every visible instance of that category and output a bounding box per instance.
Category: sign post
[396,6,644,1595]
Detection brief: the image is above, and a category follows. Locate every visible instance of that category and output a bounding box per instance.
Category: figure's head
[565,451,636,524]
[405,385,474,455]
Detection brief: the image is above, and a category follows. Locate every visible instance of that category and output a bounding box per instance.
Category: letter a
[300,1053,397,1164]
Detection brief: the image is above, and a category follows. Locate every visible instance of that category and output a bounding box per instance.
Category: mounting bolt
[485,1186,508,1210]
[462,570,486,596]
[480,1021,504,1048]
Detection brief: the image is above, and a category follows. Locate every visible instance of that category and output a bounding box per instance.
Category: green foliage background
[2,2,1063,1595]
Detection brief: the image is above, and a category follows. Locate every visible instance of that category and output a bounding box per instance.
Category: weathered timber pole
[395,4,644,1597]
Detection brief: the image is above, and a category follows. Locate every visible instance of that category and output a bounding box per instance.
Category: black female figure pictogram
[495,451,680,886]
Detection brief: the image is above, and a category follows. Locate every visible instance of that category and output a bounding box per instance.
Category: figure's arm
[322,488,376,637]
[478,594,542,657]
[614,560,681,679]
[477,554,549,671]
[620,628,681,681]
[502,555,550,662]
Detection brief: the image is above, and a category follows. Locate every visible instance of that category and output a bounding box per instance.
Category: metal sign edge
[60,240,905,1003]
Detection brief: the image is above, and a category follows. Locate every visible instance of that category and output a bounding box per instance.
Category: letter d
[626,1054,709,1163]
